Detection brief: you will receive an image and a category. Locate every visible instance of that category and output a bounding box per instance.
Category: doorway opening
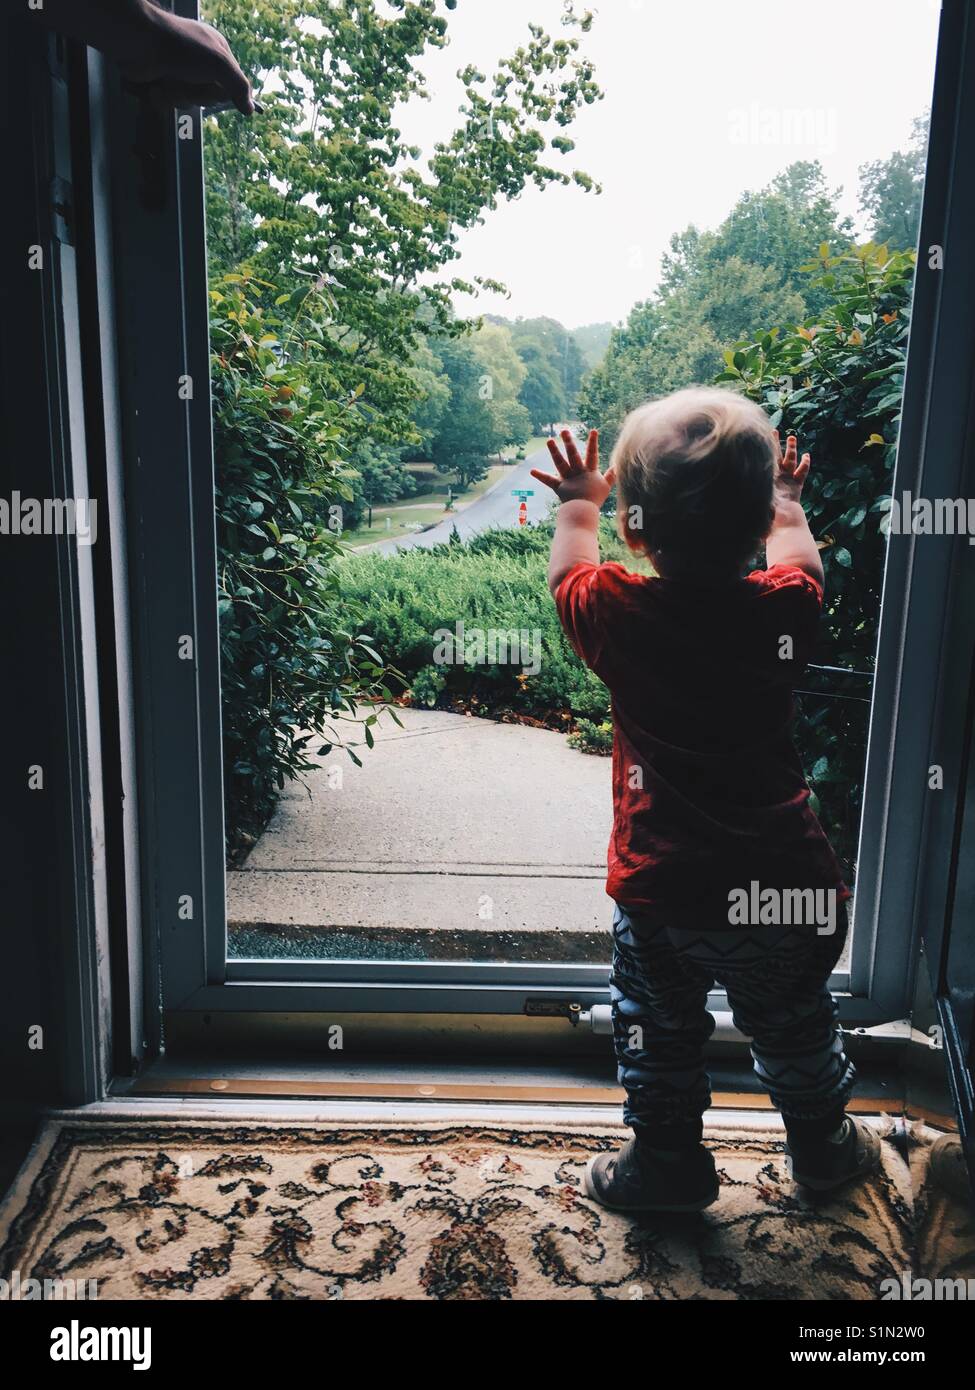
[189,0,942,1025]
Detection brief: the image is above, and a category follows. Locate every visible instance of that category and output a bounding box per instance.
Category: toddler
[532,388,879,1212]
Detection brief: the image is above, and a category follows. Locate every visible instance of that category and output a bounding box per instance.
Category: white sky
[401,0,942,329]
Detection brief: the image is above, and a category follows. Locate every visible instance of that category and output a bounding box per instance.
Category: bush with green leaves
[408,664,447,708]
[718,242,915,873]
[333,521,632,726]
[211,274,395,856]
[568,718,614,755]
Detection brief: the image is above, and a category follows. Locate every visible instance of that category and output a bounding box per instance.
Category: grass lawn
[343,502,452,548]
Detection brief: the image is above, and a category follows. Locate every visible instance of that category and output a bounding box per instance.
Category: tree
[482,314,592,429]
[572,321,614,370]
[471,321,531,456]
[509,316,587,397]
[473,321,526,402]
[430,336,503,488]
[517,345,566,432]
[710,162,854,312]
[579,161,852,446]
[345,440,417,528]
[859,114,929,250]
[503,316,587,424]
[202,0,602,844]
[399,341,450,461]
[201,0,602,451]
[579,257,805,446]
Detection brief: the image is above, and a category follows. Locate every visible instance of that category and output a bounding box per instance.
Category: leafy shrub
[568,719,614,755]
[332,521,635,728]
[408,665,447,708]
[211,274,395,856]
[719,242,915,873]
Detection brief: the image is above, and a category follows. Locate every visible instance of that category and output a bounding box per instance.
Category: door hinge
[842,1018,914,1044]
[524,999,585,1023]
[574,1004,614,1035]
[51,176,74,246]
[575,1005,748,1041]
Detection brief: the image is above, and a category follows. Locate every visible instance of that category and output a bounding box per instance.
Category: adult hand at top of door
[23,0,255,114]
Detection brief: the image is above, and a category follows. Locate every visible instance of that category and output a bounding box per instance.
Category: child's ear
[617,511,651,556]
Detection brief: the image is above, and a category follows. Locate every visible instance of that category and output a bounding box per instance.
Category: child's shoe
[786,1116,880,1191]
[928,1132,971,1203]
[585,1138,719,1213]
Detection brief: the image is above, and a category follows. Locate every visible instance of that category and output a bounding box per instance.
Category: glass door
[104,0,958,1041]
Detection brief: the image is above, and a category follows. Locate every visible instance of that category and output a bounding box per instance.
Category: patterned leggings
[610,903,856,1150]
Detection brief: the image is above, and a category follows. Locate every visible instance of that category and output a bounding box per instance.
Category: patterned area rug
[0,1117,965,1301]
[908,1123,975,1289]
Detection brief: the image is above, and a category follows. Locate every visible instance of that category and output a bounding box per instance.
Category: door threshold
[114,1054,908,1114]
[48,1095,920,1138]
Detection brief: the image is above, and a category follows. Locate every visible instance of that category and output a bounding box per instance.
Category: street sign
[511,490,535,498]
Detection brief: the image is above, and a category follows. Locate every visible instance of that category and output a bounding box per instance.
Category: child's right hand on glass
[531,428,615,506]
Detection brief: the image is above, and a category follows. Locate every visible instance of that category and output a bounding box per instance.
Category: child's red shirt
[555,560,850,925]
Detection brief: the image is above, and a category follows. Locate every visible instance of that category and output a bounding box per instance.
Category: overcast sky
[401,0,942,330]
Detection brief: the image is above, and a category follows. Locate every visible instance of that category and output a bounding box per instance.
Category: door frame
[94,1,970,1047]
[847,0,975,1024]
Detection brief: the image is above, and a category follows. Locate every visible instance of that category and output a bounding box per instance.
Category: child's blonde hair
[610,387,777,568]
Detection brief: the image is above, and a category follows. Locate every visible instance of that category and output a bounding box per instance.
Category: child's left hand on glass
[531,428,615,506]
[772,430,811,509]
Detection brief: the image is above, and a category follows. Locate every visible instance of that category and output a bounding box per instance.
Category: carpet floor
[0,1117,970,1300]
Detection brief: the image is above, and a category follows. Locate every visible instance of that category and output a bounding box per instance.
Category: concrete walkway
[227,707,613,961]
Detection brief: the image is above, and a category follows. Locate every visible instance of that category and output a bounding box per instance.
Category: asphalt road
[366,428,573,555]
